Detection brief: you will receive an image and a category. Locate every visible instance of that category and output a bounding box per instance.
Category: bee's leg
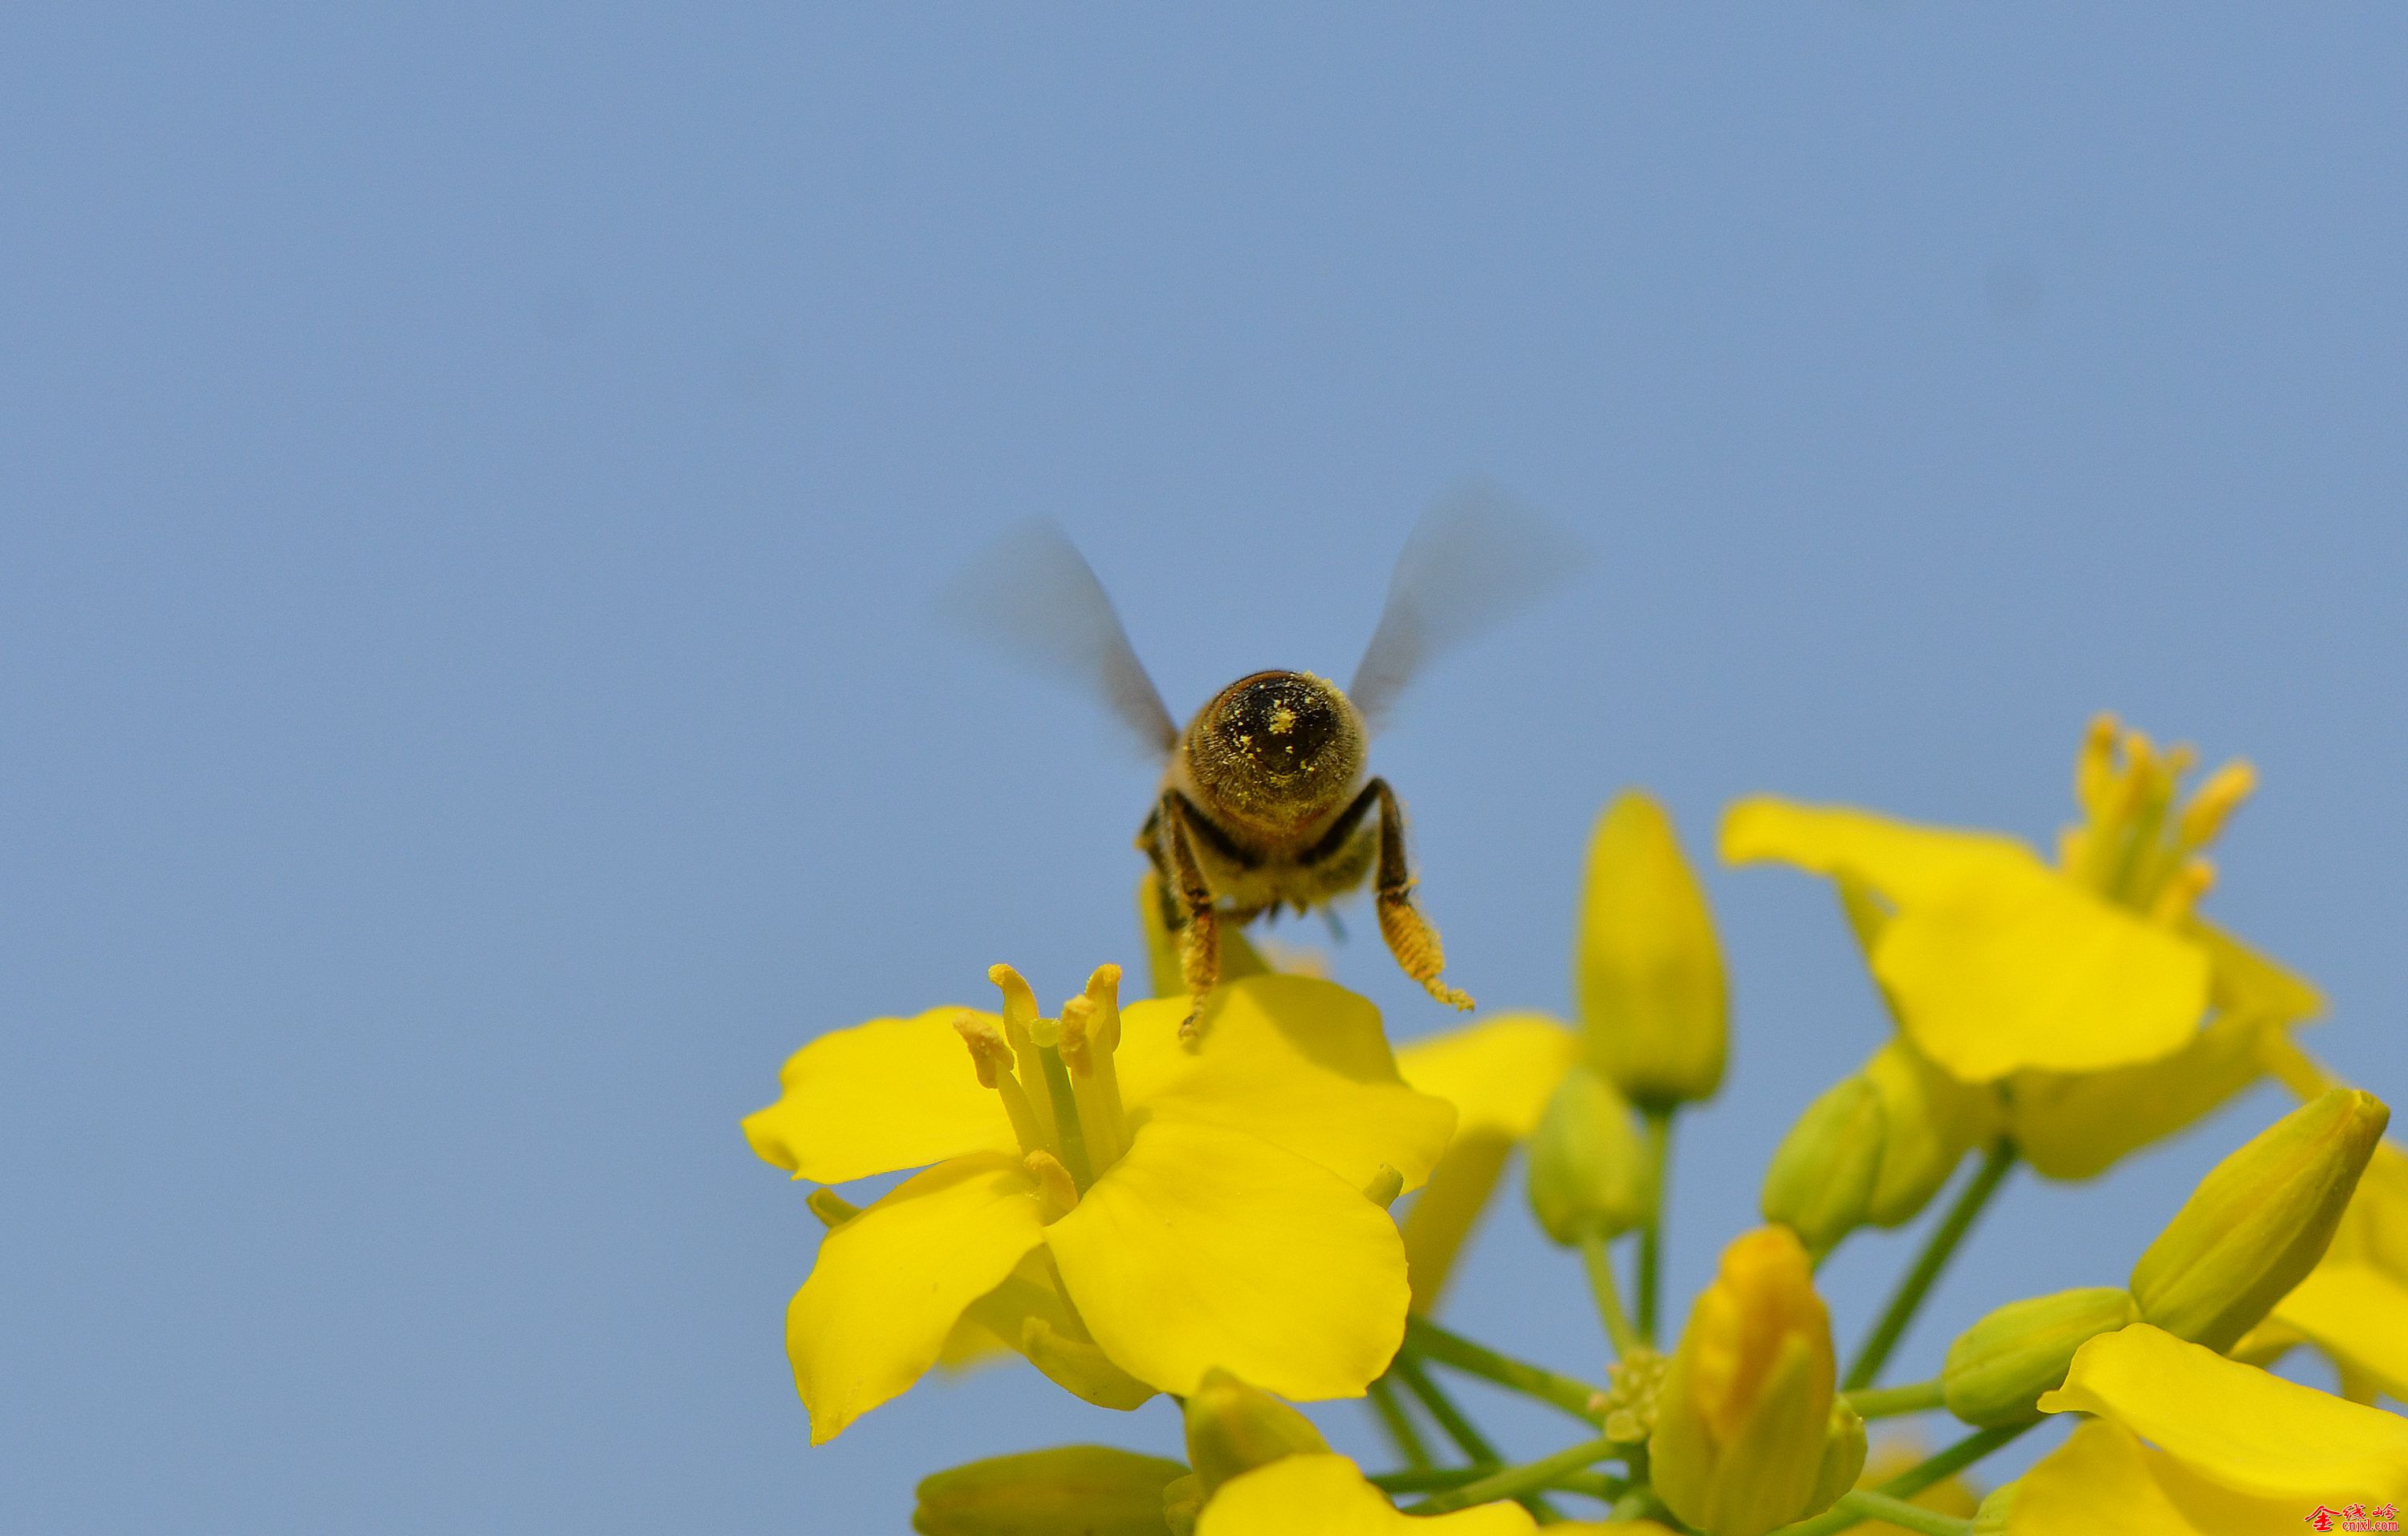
[1369,778,1474,1011]
[1157,793,1222,1041]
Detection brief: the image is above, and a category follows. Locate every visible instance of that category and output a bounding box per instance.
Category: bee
[957,488,1578,1036]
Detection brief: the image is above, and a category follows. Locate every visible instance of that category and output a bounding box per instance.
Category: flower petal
[743,1008,1019,1184]
[1875,872,2208,1081]
[1116,976,1458,1192]
[787,1152,1045,1443]
[2272,1262,2408,1402]
[2034,1323,2408,1502]
[1721,800,2211,1081]
[1719,799,2038,904]
[2007,1012,2268,1181]
[1397,1014,1581,1141]
[2007,1419,2298,1535]
[1045,1118,1409,1401]
[1196,1454,1536,1536]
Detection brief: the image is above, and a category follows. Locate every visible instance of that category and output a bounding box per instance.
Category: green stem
[1391,1355,1500,1464]
[1403,1315,1607,1424]
[1578,1233,1643,1358]
[1844,1140,2016,1390]
[1770,1423,2032,1535]
[1832,1490,1972,1536]
[1368,1463,1500,1494]
[1841,1377,1946,1420]
[1365,1375,1432,1471]
[1637,1109,1674,1341]
[1407,1436,1618,1515]
[1548,1469,1629,1500]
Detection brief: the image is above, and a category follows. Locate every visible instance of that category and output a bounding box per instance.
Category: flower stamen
[1024,1149,1080,1218]
[954,1013,1050,1158]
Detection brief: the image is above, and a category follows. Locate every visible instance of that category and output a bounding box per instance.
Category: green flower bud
[1181,1368,1328,1497]
[912,1445,1186,1536]
[1941,1287,2140,1427]
[1576,790,1728,1106]
[2129,1088,2389,1351]
[1760,1076,1886,1258]
[1527,1064,1656,1245]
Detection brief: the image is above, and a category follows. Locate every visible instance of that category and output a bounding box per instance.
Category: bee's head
[1186,670,1365,833]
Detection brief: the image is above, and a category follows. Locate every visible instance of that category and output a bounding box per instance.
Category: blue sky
[5,7,2404,1530]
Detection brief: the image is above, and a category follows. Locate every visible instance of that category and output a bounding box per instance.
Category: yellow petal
[743,1007,1018,1184]
[1045,1118,1409,1401]
[1115,976,1458,1193]
[1720,799,2038,904]
[2192,919,2325,1029]
[1195,1454,1536,1536]
[1721,800,2210,1081]
[2273,1261,2408,1402]
[1876,871,2207,1081]
[2007,1419,2299,1535]
[1397,1013,1582,1141]
[787,1152,1046,1443]
[2008,1011,2268,1182]
[2329,1138,2408,1277]
[2035,1323,2408,1502]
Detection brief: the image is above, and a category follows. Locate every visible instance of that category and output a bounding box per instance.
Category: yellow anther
[807,1188,861,1229]
[1024,1149,1080,1217]
[2150,857,2216,925]
[2179,760,2257,850]
[989,964,1057,1146]
[1081,964,1124,1052]
[2076,712,2121,814]
[1057,996,1098,1077]
[952,1013,1012,1089]
[989,963,1041,1033]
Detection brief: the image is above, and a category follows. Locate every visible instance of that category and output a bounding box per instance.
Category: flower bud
[1650,1227,1853,1536]
[1760,1077,1886,1258]
[1181,1368,1328,1497]
[2129,1088,2389,1351]
[1576,791,1728,1106]
[1941,1287,2140,1427]
[913,1445,1189,1536]
[1527,1064,1656,1245]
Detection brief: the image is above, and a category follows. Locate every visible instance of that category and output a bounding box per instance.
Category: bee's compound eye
[1222,674,1338,776]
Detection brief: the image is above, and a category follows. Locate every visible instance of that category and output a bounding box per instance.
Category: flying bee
[956,487,1580,1037]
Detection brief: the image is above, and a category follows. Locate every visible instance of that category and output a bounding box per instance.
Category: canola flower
[746,716,2408,1534]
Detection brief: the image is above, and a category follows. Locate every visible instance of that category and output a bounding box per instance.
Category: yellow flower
[1723,716,2321,1179]
[2006,1323,2408,1531]
[743,964,1455,1441]
[1194,1453,1536,1536]
[1393,1014,1582,1311]
[1649,1226,1865,1536]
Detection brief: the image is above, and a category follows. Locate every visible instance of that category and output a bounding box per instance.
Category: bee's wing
[1348,484,1586,733]
[943,519,1182,757]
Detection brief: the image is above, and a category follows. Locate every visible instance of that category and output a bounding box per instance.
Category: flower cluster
[745,715,2408,1533]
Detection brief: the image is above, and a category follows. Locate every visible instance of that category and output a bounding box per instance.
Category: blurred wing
[1348,484,1586,732]
[943,520,1181,756]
